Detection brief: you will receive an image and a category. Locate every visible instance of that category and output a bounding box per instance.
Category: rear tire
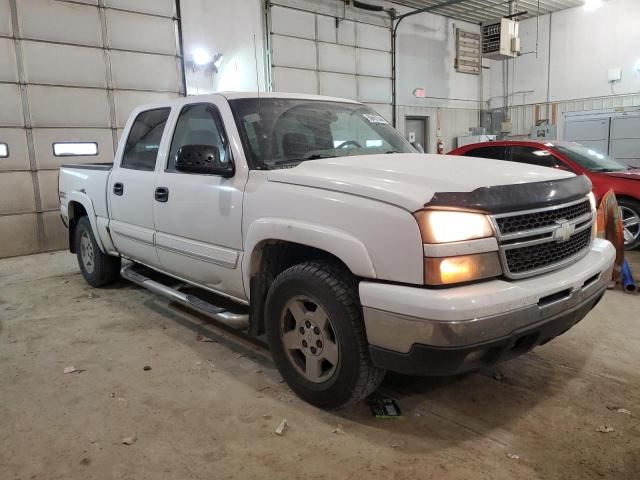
[75,216,121,287]
[619,198,640,250]
[265,261,385,409]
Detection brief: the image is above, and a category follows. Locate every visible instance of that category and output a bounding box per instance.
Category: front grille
[492,197,594,279]
[504,228,592,274]
[496,199,591,235]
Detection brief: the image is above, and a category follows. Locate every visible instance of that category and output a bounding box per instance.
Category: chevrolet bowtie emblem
[553,219,575,242]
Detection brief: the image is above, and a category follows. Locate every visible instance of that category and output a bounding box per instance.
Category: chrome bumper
[360,239,615,354]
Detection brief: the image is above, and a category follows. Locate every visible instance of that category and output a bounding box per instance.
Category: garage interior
[1,0,639,478]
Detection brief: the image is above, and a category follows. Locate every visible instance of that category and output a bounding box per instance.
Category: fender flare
[66,192,108,253]
[242,218,377,294]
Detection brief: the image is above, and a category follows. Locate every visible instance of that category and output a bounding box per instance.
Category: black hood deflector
[424,175,592,214]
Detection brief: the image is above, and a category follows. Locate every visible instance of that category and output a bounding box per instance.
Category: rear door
[108,107,171,266]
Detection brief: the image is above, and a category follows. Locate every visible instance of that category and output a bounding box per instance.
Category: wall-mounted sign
[413,88,426,98]
[455,29,480,75]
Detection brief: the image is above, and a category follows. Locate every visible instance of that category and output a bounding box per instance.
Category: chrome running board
[120,264,249,330]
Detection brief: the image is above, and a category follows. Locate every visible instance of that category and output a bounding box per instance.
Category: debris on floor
[370,398,402,418]
[274,418,287,436]
[122,435,137,445]
[143,365,152,371]
[63,366,85,374]
[196,333,216,342]
[206,360,215,369]
[597,425,615,433]
[493,371,504,381]
[262,414,271,420]
[607,405,632,415]
[507,453,520,460]
[332,424,345,434]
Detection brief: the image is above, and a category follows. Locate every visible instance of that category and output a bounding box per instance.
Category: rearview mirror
[175,144,234,177]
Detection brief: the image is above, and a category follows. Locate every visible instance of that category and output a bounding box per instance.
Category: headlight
[424,252,502,285]
[588,192,597,211]
[414,210,494,243]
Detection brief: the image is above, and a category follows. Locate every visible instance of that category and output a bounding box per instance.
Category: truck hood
[267,153,574,211]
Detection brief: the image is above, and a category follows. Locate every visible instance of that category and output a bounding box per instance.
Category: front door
[153,100,246,301]
[108,107,171,267]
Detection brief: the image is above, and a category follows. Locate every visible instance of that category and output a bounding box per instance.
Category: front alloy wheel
[281,295,339,383]
[265,261,385,409]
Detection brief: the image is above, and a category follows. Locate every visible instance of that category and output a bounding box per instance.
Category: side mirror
[411,142,424,153]
[175,144,234,177]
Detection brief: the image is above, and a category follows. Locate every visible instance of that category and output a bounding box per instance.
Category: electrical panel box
[481,18,519,60]
[530,124,557,140]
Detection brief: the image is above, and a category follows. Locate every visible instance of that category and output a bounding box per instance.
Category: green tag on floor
[370,398,402,418]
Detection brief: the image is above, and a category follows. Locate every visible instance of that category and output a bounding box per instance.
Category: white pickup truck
[59,92,615,409]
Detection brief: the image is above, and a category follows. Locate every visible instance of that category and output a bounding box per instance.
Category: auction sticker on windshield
[363,113,388,124]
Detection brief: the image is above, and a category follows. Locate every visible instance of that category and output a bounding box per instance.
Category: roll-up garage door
[268,4,392,122]
[0,0,184,258]
[610,116,640,169]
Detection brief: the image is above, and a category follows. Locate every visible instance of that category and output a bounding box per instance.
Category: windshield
[229,98,415,169]
[553,143,628,172]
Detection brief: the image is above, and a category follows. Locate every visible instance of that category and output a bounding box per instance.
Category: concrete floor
[1,251,639,480]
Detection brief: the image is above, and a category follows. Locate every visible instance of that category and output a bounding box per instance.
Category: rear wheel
[75,216,121,287]
[265,261,385,409]
[619,198,640,250]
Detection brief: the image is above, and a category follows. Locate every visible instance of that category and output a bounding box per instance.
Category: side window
[464,146,507,160]
[510,146,559,168]
[121,108,170,171]
[167,103,230,172]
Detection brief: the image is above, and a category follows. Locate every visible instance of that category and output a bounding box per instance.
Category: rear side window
[510,146,559,168]
[121,108,170,171]
[463,146,507,160]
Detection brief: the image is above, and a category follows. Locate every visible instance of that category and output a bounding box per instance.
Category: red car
[449,140,640,249]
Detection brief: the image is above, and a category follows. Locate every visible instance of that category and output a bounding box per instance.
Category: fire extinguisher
[437,138,445,154]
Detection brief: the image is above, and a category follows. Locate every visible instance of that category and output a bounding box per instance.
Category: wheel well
[67,201,88,253]
[615,194,639,206]
[248,240,353,336]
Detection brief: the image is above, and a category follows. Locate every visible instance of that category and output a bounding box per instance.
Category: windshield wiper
[273,154,336,165]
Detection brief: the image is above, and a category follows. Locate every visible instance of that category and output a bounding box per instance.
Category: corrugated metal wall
[0,0,183,258]
[268,4,393,122]
[503,93,640,140]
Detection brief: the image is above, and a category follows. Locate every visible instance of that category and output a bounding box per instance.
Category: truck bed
[59,163,113,223]
[61,162,113,171]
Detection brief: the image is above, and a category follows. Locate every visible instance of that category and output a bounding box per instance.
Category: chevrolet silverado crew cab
[59,92,615,409]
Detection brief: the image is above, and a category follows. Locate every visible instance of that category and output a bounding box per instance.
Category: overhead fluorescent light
[584,0,602,11]
[53,142,98,156]
[192,48,212,66]
[0,143,8,158]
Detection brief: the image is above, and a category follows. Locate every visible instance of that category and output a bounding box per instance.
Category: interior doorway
[405,116,429,152]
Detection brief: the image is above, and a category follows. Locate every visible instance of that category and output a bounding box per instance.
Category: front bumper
[360,238,615,376]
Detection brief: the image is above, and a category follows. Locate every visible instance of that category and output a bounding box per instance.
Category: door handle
[113,182,124,196]
[155,186,169,203]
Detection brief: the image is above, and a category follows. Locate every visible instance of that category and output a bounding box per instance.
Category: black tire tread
[267,260,385,408]
[75,216,121,287]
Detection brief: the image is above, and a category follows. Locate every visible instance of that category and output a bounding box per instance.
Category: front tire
[265,261,385,409]
[75,216,121,287]
[619,198,640,250]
